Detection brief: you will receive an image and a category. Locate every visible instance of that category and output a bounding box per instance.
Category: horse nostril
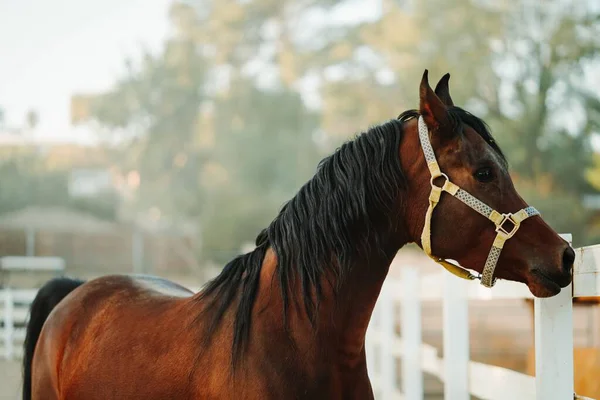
[562,246,575,274]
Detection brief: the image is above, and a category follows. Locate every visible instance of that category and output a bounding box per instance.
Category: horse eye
[474,167,494,183]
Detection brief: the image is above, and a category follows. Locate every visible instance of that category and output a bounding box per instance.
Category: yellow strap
[421,186,442,255]
[421,184,478,281]
[421,201,435,256]
[489,210,503,225]
[430,256,478,280]
[442,180,459,195]
[420,179,480,282]
[512,209,530,223]
[427,161,441,177]
[493,235,507,249]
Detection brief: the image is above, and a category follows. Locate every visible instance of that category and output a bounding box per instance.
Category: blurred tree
[201,78,321,263]
[86,2,323,263]
[479,3,599,183]
[477,2,600,246]
[81,0,600,262]
[89,31,209,220]
[587,154,600,192]
[25,109,39,131]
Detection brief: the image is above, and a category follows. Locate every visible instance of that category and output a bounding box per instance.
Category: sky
[0,0,381,145]
[0,0,172,144]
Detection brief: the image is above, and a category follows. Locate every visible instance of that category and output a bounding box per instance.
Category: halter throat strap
[417,116,539,288]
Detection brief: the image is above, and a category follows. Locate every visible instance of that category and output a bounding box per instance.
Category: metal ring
[430,172,449,189]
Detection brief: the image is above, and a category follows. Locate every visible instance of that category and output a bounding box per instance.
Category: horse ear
[434,73,454,107]
[419,70,452,135]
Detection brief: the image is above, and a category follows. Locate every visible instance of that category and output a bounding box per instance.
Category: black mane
[197,106,503,365]
[448,107,507,167]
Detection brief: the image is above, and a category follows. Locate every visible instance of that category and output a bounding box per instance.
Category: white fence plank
[379,282,397,400]
[573,243,600,297]
[0,256,65,272]
[8,289,38,304]
[400,267,422,400]
[534,234,574,400]
[468,360,536,399]
[1,308,28,323]
[366,331,378,392]
[366,294,382,397]
[442,272,470,400]
[534,286,574,400]
[3,288,14,360]
[395,337,537,399]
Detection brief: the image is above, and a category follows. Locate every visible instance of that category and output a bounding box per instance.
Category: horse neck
[329,248,401,361]
[257,239,405,364]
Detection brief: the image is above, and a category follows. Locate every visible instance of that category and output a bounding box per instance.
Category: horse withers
[22,70,574,400]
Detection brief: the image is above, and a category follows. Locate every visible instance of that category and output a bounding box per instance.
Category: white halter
[417,116,540,287]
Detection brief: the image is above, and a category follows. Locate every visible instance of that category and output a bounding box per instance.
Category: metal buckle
[496,213,520,239]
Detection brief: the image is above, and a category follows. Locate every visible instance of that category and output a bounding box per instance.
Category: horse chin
[495,264,564,298]
[525,271,562,298]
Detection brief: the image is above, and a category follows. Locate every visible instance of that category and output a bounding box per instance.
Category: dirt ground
[0,359,21,400]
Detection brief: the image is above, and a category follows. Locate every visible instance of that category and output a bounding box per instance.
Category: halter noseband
[417,115,539,287]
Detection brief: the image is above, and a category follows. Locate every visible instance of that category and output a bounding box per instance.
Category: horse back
[31,274,233,399]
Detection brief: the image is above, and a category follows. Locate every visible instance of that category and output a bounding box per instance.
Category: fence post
[443,272,469,400]
[401,266,423,400]
[3,288,14,360]
[379,282,397,400]
[366,300,379,397]
[534,233,574,400]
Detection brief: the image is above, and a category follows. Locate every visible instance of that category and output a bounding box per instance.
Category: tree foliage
[88,3,324,262]
[82,0,600,263]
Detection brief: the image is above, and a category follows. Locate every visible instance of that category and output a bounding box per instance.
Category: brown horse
[22,71,574,400]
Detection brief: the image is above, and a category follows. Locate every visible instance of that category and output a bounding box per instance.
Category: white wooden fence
[0,256,64,360]
[0,288,38,359]
[366,234,600,400]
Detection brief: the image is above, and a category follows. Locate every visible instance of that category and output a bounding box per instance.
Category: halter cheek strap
[417,116,540,288]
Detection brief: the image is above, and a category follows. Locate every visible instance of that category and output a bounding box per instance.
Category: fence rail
[366,234,600,400]
[0,256,65,272]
